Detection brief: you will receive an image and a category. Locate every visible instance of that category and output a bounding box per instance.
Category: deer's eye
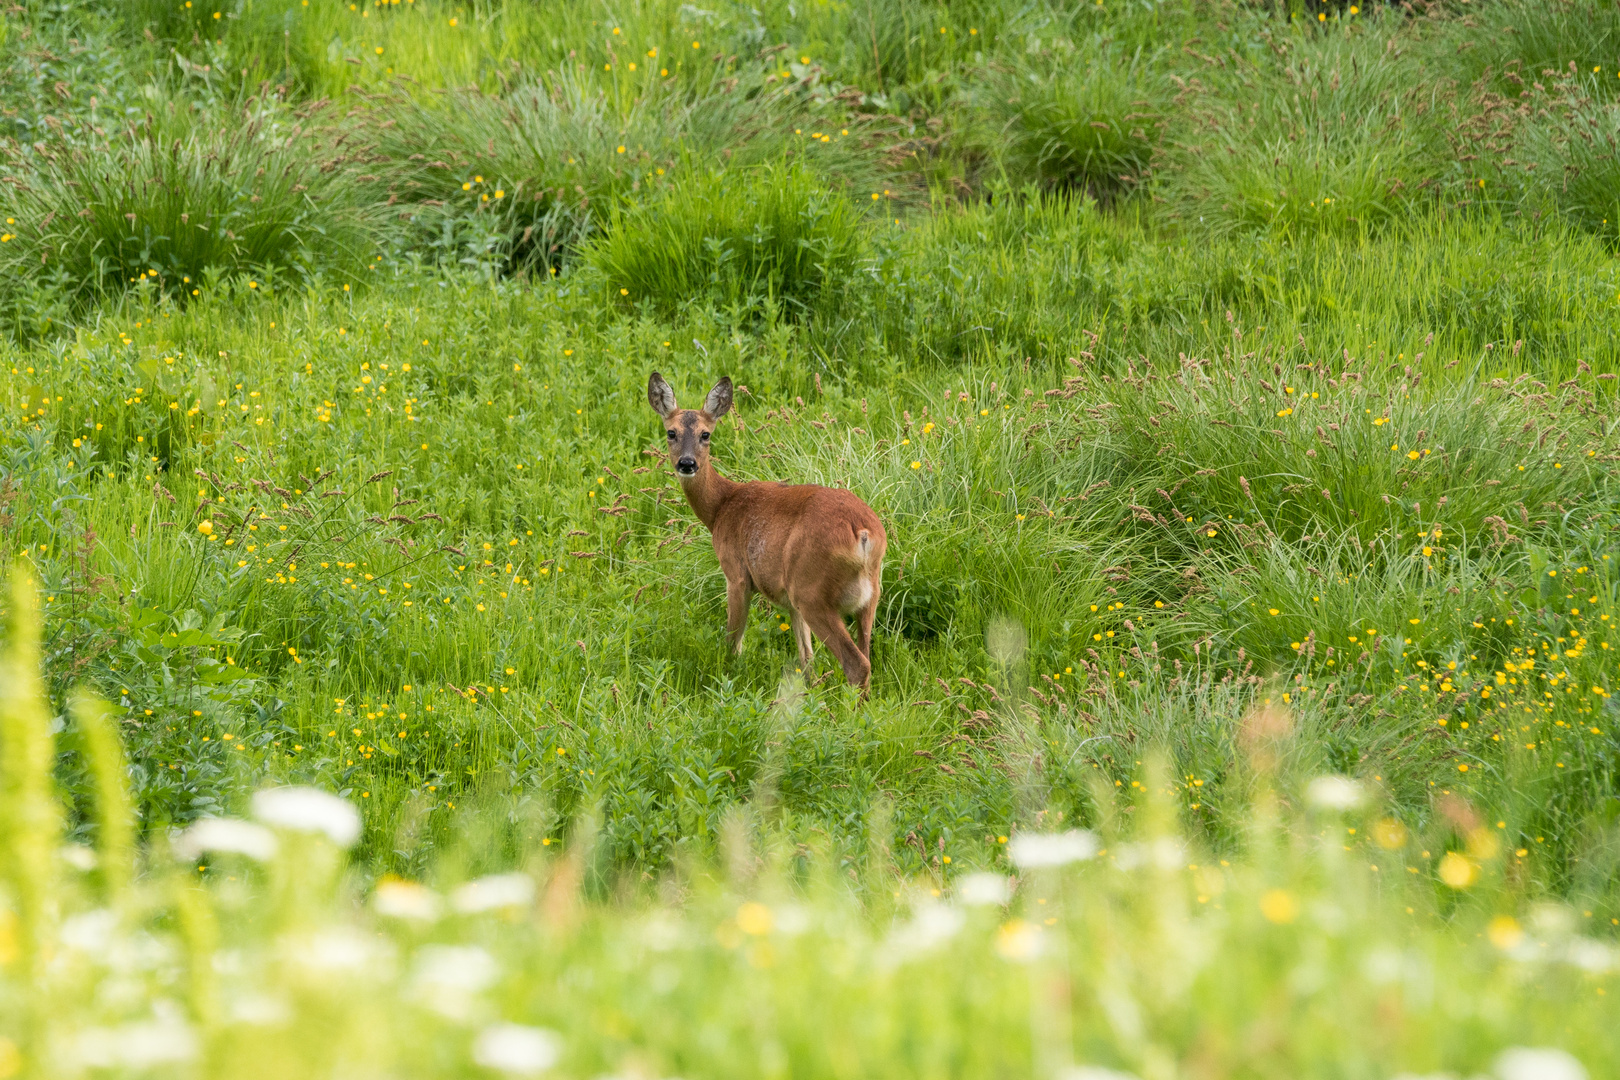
[666,430,676,439]
[700,431,710,442]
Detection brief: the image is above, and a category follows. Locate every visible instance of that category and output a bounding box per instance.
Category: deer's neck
[680,460,737,531]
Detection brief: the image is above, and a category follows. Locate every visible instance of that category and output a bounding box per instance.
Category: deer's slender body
[649,373,886,692]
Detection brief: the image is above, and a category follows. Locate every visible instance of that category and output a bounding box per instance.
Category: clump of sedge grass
[586,161,867,316]
[1157,23,1456,237]
[975,57,1165,199]
[0,91,376,332]
[1477,70,1620,243]
[358,61,888,276]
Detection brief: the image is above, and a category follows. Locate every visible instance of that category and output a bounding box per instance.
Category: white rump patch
[841,576,874,613]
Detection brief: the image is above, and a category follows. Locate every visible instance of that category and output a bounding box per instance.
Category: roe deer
[648,372,887,693]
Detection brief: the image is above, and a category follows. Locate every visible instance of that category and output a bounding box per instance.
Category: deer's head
[648,372,732,479]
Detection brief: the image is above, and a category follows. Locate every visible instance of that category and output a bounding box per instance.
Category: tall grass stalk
[0,568,60,987]
[71,690,135,903]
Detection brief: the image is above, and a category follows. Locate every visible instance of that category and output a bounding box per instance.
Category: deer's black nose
[676,457,698,476]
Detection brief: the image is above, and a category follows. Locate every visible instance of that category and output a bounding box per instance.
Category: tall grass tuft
[977,58,1164,198]
[586,162,867,315]
[1540,98,1620,240]
[1160,27,1456,237]
[818,0,968,113]
[0,92,377,330]
[359,65,886,276]
[1486,72,1620,242]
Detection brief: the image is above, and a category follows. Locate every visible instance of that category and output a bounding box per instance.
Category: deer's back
[714,481,884,604]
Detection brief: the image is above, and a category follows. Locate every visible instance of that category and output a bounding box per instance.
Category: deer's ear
[703,376,733,419]
[648,372,678,418]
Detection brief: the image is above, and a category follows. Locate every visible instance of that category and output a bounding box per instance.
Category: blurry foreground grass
[0,573,1615,1079]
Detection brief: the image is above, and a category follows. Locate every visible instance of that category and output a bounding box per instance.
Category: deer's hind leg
[855,572,881,661]
[790,608,815,671]
[800,604,871,693]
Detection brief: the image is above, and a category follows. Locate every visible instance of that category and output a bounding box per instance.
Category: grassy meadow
[0,0,1618,1075]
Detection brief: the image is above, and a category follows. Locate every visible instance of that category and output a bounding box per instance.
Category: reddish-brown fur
[648,372,887,692]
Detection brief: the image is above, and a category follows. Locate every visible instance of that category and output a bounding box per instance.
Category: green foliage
[978,54,1165,197]
[802,0,974,113]
[588,163,866,314]
[1447,0,1620,96]
[120,0,320,90]
[0,93,376,334]
[357,75,643,277]
[1488,73,1620,241]
[1159,23,1459,236]
[357,64,883,275]
[2,202,1614,894]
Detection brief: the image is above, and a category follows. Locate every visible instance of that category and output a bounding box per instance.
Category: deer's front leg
[725,576,751,655]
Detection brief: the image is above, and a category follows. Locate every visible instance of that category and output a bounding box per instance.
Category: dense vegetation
[0,0,1616,1075]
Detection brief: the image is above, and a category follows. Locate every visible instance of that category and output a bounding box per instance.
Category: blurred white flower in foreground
[885,903,964,960]
[251,787,361,848]
[957,873,1013,906]
[1495,1047,1587,1080]
[640,911,687,951]
[174,817,279,862]
[60,844,97,871]
[1112,838,1186,873]
[1561,938,1617,973]
[472,1023,562,1075]
[772,903,812,936]
[227,993,292,1026]
[59,909,117,954]
[412,945,499,1019]
[292,928,382,973]
[452,873,535,914]
[1305,776,1365,811]
[414,945,498,991]
[1008,829,1099,869]
[74,1005,197,1068]
[374,879,443,922]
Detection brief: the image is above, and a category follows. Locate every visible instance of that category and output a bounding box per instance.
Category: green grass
[0,86,379,336]
[0,0,1618,1074]
[7,201,1614,884]
[356,68,882,277]
[588,162,867,315]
